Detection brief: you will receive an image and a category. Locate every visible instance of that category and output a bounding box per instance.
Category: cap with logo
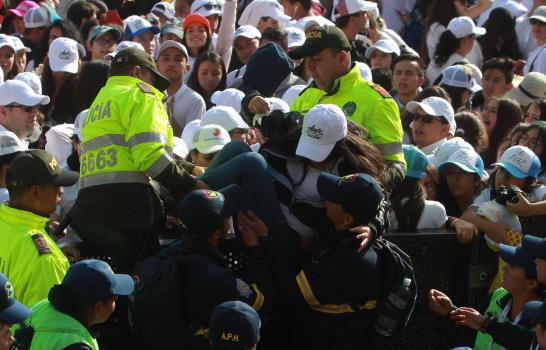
[365,39,400,59]
[289,25,351,60]
[0,273,31,324]
[0,79,50,106]
[296,104,347,162]
[45,124,75,168]
[407,96,456,135]
[201,106,249,132]
[106,41,145,59]
[111,47,171,91]
[6,149,79,188]
[62,259,134,307]
[529,5,546,24]
[427,136,474,167]
[492,145,541,179]
[0,131,26,158]
[89,25,122,44]
[438,148,485,177]
[183,13,212,35]
[447,16,486,39]
[209,300,261,348]
[157,40,189,60]
[403,145,429,179]
[440,64,481,92]
[238,0,291,28]
[15,72,42,95]
[331,0,377,20]
[48,37,85,74]
[0,34,16,53]
[192,124,230,154]
[499,244,537,279]
[523,235,546,261]
[506,72,546,107]
[211,88,245,113]
[178,184,242,238]
[191,0,224,17]
[23,6,49,29]
[284,27,306,49]
[151,1,176,19]
[8,0,39,18]
[123,17,160,40]
[232,25,261,43]
[317,172,383,225]
[11,36,31,53]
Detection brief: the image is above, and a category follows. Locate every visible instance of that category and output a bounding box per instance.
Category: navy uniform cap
[209,300,261,347]
[0,273,31,324]
[522,235,546,260]
[499,244,537,279]
[524,300,546,325]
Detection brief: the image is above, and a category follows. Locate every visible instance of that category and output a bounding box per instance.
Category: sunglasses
[196,3,222,11]
[530,19,546,26]
[412,113,448,124]
[5,104,38,112]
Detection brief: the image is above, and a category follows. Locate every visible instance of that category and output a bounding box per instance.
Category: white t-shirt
[226,65,247,88]
[523,44,546,75]
[166,84,206,134]
[380,0,417,34]
[389,200,448,230]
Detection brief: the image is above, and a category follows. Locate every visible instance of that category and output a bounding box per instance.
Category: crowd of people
[0,0,546,349]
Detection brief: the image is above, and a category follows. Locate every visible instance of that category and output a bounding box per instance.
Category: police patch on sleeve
[137,82,154,94]
[342,101,356,116]
[236,278,252,298]
[31,233,51,255]
[371,84,391,98]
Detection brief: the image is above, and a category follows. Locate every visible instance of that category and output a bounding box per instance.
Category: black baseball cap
[6,149,79,188]
[209,300,261,348]
[499,244,537,279]
[177,184,242,238]
[317,172,383,225]
[524,300,546,325]
[111,47,171,91]
[289,25,351,60]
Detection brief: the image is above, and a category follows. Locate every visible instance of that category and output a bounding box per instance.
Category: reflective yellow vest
[291,64,405,165]
[79,76,174,188]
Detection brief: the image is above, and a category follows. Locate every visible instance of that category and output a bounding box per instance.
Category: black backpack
[129,241,197,349]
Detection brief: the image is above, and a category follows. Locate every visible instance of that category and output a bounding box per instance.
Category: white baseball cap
[438,148,485,177]
[10,36,31,53]
[0,35,16,53]
[529,5,546,24]
[331,0,377,20]
[48,37,85,74]
[173,136,189,158]
[447,16,486,39]
[238,0,291,28]
[182,119,201,149]
[45,123,74,168]
[284,27,305,49]
[365,39,400,59]
[232,25,261,43]
[157,40,189,60]
[296,104,347,162]
[73,109,87,141]
[210,88,245,113]
[0,131,27,157]
[23,6,49,29]
[151,2,176,19]
[14,72,42,94]
[281,84,306,107]
[191,0,224,17]
[192,124,230,154]
[493,145,541,179]
[427,136,474,167]
[440,64,481,93]
[201,106,249,132]
[407,97,456,135]
[124,17,160,39]
[0,80,50,106]
[106,41,145,59]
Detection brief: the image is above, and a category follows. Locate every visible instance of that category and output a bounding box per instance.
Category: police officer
[70,47,207,275]
[208,300,261,350]
[0,150,77,306]
[176,185,271,350]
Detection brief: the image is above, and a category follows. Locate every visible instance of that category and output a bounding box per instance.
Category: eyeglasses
[196,3,222,11]
[229,128,249,136]
[94,38,117,46]
[520,133,543,151]
[5,104,38,112]
[530,19,546,26]
[412,113,448,124]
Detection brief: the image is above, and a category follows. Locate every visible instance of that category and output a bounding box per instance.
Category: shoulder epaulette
[31,233,51,255]
[137,82,154,94]
[371,84,392,99]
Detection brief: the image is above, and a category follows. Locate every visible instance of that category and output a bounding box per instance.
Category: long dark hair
[454,110,488,151]
[439,84,468,110]
[528,98,546,122]
[433,30,462,66]
[186,51,227,109]
[478,8,522,62]
[40,58,80,124]
[522,121,546,175]
[75,60,110,112]
[41,19,84,50]
[390,176,426,231]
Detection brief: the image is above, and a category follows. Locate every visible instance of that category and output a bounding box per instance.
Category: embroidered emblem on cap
[307,31,322,39]
[342,174,357,182]
[306,124,323,140]
[0,37,7,44]
[4,281,14,299]
[204,190,221,200]
[49,158,58,171]
[132,19,144,31]
[508,150,530,169]
[213,128,221,137]
[58,50,73,61]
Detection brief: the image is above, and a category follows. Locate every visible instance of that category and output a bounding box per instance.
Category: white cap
[331,0,377,20]
[284,27,305,49]
[407,97,456,135]
[201,106,249,132]
[14,72,42,94]
[440,64,481,92]
[173,136,189,158]
[0,130,27,156]
[23,6,49,29]
[73,109,87,141]
[191,0,224,17]
[281,84,306,107]
[182,119,201,149]
[447,16,486,39]
[151,2,176,19]
[0,80,50,106]
[492,145,541,179]
[356,61,373,82]
[10,36,31,53]
[106,41,145,59]
[529,5,546,23]
[438,148,485,177]
[428,136,474,167]
[0,35,16,53]
[232,25,261,43]
[296,16,334,32]
[296,104,347,162]
[238,0,291,28]
[45,124,74,168]
[48,37,85,74]
[365,39,400,59]
[192,124,230,154]
[157,40,189,60]
[124,17,160,38]
[210,88,245,113]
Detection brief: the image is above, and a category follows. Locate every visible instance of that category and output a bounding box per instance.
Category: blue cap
[499,244,537,279]
[524,300,546,324]
[317,172,383,225]
[0,273,31,324]
[438,148,484,177]
[403,145,428,178]
[492,146,541,179]
[523,235,546,260]
[123,17,160,41]
[177,184,242,238]
[209,301,261,348]
[62,260,134,307]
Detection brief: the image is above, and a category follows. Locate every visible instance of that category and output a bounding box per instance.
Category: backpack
[373,237,417,336]
[129,241,196,349]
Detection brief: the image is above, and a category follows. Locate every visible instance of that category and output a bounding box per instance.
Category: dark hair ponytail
[433,30,461,66]
[390,177,426,231]
[48,284,83,316]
